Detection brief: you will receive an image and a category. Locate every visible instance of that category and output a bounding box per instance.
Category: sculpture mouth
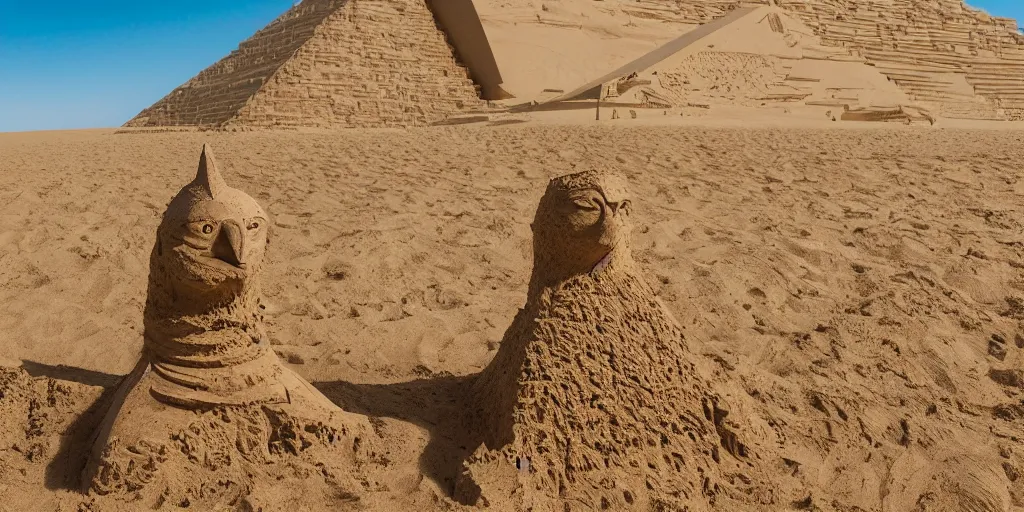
[214,255,246,270]
[190,254,249,280]
[206,256,247,272]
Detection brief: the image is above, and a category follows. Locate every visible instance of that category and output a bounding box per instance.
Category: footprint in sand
[81,273,115,313]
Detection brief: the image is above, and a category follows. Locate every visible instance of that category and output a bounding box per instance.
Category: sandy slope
[1,123,1024,510]
[474,0,681,99]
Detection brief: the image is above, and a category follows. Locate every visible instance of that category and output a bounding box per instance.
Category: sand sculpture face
[142,144,280,406]
[531,170,632,284]
[157,144,268,294]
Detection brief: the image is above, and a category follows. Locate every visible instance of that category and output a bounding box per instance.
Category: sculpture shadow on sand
[314,374,483,495]
[19,360,120,492]
[17,359,486,499]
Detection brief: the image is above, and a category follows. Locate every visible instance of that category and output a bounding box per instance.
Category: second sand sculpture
[456,170,761,510]
[82,145,379,506]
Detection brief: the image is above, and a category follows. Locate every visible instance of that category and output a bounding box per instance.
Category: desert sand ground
[2,119,1024,511]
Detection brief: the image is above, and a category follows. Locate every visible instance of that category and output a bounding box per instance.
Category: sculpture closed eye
[565,188,632,234]
[570,190,604,211]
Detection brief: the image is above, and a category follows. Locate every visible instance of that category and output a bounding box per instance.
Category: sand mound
[81,146,384,509]
[884,447,1012,512]
[0,365,104,510]
[455,170,773,510]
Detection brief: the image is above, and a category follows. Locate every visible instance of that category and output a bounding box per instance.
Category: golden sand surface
[1,123,1024,510]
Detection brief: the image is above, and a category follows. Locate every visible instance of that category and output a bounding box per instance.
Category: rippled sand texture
[1,125,1023,510]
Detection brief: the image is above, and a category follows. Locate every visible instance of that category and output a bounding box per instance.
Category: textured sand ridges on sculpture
[1,126,1024,510]
[456,170,777,510]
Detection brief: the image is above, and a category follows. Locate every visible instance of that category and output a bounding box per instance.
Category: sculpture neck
[527,246,631,300]
[143,253,266,368]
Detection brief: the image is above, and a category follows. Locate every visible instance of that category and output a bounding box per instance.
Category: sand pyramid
[455,170,771,511]
[126,0,486,129]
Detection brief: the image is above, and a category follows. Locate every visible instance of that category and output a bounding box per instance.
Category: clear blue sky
[0,0,1021,132]
[0,1,294,132]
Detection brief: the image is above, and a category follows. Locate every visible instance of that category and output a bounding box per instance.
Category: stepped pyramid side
[126,1,343,127]
[606,0,1023,119]
[126,0,484,129]
[778,0,1024,119]
[228,0,484,128]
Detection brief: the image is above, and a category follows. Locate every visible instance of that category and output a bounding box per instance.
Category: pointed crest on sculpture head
[162,143,263,223]
[195,143,228,199]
